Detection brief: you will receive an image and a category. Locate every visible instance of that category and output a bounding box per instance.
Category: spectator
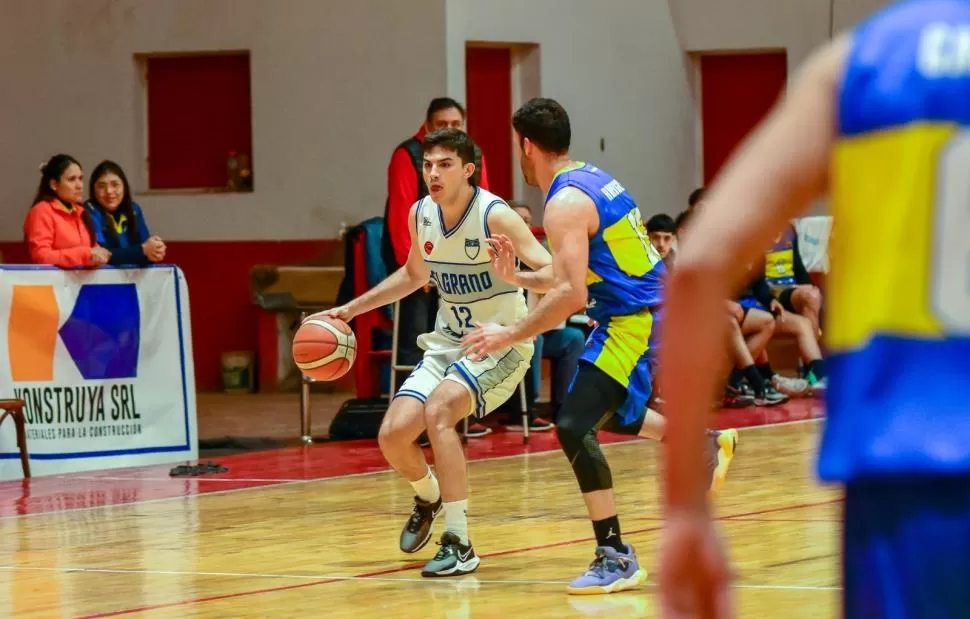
[764,221,824,336]
[674,201,794,406]
[382,97,490,271]
[684,189,819,395]
[507,201,570,430]
[737,268,823,394]
[672,188,708,256]
[383,97,491,438]
[723,300,786,407]
[24,154,110,268]
[687,186,707,210]
[646,213,676,266]
[87,160,166,266]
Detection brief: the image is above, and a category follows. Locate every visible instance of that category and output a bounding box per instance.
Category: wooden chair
[0,400,30,478]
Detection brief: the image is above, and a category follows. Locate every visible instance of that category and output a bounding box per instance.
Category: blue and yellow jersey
[547,162,665,424]
[821,0,970,482]
[764,224,797,291]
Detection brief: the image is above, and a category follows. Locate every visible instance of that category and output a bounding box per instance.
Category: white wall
[446,0,696,220]
[0,0,446,241]
[1,0,897,242]
[671,0,832,71]
[671,0,893,70]
[834,0,895,33]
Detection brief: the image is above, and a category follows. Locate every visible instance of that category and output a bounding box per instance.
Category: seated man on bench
[764,221,824,338]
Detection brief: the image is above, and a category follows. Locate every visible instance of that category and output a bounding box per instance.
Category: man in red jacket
[382,97,491,437]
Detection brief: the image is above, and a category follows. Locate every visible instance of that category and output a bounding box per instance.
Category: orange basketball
[292,315,357,381]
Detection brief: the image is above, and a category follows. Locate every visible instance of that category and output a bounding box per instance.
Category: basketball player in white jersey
[315,128,551,577]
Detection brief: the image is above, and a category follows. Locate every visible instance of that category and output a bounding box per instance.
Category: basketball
[292,315,357,381]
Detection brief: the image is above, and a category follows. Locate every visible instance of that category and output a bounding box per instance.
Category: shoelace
[585,553,626,576]
[432,537,460,560]
[405,504,429,532]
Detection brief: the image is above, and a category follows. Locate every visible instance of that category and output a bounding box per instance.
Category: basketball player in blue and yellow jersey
[462,97,739,595]
[660,1,970,617]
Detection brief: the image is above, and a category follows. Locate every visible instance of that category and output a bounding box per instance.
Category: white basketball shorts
[394,331,533,419]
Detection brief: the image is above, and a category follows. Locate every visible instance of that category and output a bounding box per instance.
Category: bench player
[318,128,551,577]
[463,97,739,595]
[659,1,970,616]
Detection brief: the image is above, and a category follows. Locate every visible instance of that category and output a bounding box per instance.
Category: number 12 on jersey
[450,305,474,329]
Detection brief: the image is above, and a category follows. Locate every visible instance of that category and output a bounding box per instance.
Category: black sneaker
[400,496,442,553]
[722,385,755,409]
[737,381,756,398]
[753,385,789,407]
[421,532,480,577]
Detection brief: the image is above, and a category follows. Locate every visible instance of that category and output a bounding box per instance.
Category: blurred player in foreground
[659,1,970,617]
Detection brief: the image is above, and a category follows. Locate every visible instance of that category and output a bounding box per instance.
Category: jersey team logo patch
[464,238,481,260]
[424,241,434,255]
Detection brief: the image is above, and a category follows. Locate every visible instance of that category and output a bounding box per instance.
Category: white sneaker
[771,374,811,397]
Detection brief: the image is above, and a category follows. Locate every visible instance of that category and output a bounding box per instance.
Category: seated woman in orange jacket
[24,154,111,268]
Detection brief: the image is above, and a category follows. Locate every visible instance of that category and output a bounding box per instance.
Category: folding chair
[0,399,30,477]
[390,299,530,444]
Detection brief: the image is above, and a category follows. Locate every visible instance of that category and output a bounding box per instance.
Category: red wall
[465,46,513,199]
[147,53,253,190]
[0,239,340,391]
[700,52,788,184]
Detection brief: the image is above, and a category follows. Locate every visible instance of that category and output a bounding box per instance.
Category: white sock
[409,467,440,503]
[443,499,469,546]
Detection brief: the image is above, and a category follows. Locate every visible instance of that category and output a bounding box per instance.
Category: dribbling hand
[309,305,355,324]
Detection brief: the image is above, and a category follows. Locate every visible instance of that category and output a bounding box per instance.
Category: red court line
[720,518,841,523]
[78,497,837,618]
[1,399,822,518]
[719,498,842,520]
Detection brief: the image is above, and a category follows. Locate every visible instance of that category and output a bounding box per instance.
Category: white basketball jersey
[415,187,528,339]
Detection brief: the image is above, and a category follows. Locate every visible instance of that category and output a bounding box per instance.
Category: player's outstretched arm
[485,203,554,292]
[662,33,844,514]
[461,189,591,356]
[332,202,431,321]
[657,34,847,619]
[507,189,592,340]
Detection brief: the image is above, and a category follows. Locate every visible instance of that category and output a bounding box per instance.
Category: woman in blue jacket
[87,161,165,265]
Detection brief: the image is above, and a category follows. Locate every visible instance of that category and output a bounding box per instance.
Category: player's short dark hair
[647,213,676,234]
[512,97,571,155]
[426,97,465,123]
[674,209,693,233]
[688,187,706,207]
[423,128,476,166]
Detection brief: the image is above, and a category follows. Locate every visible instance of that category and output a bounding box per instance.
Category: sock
[742,364,768,395]
[728,368,744,387]
[592,515,625,551]
[443,499,469,546]
[757,363,775,381]
[409,467,440,503]
[808,358,826,380]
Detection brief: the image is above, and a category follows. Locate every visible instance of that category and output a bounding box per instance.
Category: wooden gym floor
[0,398,837,618]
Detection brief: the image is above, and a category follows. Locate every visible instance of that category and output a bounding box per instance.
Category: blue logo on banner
[58,283,140,380]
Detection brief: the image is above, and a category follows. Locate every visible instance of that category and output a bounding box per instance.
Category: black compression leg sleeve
[556,362,629,493]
